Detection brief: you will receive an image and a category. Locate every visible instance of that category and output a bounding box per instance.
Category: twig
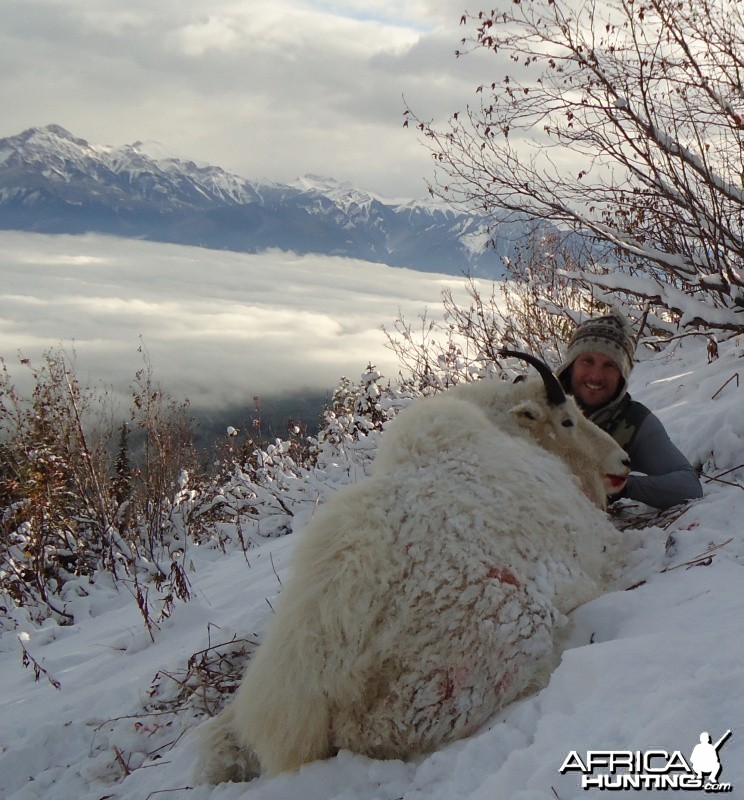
[661,538,733,572]
[704,463,744,482]
[94,709,180,730]
[711,372,739,400]
[145,788,193,799]
[270,551,283,586]
[639,329,708,346]
[613,501,693,531]
[701,465,744,489]
[18,637,61,690]
[148,728,189,757]
[113,746,132,776]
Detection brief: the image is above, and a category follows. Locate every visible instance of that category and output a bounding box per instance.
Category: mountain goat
[197,351,631,783]
[445,351,630,508]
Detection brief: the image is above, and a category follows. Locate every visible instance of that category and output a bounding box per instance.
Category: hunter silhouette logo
[690,730,731,786]
[559,729,733,792]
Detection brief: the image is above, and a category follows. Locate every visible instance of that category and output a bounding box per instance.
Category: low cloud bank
[0,232,469,413]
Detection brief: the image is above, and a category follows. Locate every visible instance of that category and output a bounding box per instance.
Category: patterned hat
[558,310,636,385]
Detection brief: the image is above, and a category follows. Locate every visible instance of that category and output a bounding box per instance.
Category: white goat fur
[197,377,630,783]
[446,376,629,508]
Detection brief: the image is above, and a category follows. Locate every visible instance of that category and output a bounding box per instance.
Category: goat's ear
[508,399,546,427]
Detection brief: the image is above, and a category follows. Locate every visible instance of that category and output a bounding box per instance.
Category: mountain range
[0,125,514,277]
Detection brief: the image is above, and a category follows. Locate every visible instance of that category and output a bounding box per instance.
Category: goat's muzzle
[605,458,631,492]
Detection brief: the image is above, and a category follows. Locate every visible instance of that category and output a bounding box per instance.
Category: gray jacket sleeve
[623,412,703,509]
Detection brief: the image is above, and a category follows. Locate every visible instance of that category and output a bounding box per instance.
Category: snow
[460,230,493,258]
[129,139,186,163]
[562,266,744,332]
[291,174,398,208]
[2,335,744,798]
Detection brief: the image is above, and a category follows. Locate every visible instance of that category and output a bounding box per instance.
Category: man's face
[570,351,623,411]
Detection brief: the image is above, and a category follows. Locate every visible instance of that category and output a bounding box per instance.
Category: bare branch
[410,0,744,335]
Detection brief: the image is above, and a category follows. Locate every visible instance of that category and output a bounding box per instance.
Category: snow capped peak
[292,174,350,193]
[291,173,396,209]
[37,123,77,139]
[17,124,87,149]
[8,126,181,171]
[129,139,180,162]
[292,173,369,200]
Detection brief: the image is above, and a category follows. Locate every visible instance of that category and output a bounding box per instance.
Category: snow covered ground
[1,333,743,799]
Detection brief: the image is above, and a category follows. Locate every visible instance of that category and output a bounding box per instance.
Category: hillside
[0,335,742,799]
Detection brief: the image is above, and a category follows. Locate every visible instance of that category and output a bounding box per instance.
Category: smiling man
[556,310,703,509]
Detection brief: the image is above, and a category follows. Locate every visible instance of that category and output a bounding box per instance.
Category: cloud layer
[0,231,467,410]
[0,0,492,198]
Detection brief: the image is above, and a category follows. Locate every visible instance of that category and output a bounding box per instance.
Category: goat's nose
[622,458,631,469]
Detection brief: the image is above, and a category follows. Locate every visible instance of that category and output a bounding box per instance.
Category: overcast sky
[0,0,492,198]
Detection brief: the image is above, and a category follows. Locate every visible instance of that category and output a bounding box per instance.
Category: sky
[0,0,492,199]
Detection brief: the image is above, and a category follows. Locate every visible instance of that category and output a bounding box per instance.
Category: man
[556,310,703,509]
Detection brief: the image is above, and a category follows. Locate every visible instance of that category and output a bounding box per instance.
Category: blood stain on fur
[486,566,520,587]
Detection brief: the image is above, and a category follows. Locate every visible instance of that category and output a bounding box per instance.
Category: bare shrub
[0,347,204,633]
[147,625,259,719]
[0,351,115,624]
[407,0,744,337]
[385,230,619,384]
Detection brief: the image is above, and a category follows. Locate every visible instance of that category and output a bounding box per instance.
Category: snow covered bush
[0,351,116,626]
[0,350,205,633]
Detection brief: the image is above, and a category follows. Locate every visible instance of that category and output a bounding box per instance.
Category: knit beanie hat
[557,309,636,386]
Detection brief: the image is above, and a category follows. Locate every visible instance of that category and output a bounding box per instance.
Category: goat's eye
[561,419,574,428]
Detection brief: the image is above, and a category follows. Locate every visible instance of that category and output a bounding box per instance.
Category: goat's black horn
[498,349,566,406]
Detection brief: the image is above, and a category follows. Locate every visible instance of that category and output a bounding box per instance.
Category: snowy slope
[1,335,743,799]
